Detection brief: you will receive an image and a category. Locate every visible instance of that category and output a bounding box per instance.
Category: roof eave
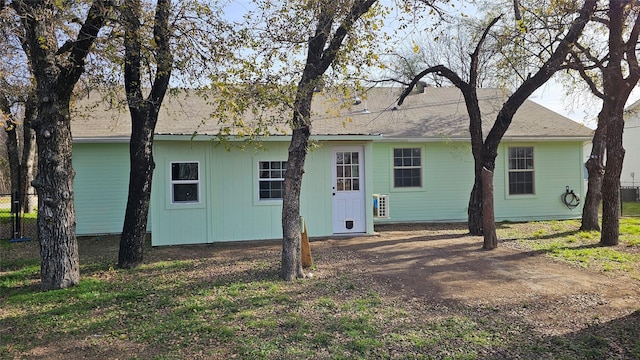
[502,136,593,142]
[376,135,592,143]
[73,137,130,143]
[153,133,382,142]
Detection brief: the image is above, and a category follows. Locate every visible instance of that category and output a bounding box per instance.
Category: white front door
[332,147,366,233]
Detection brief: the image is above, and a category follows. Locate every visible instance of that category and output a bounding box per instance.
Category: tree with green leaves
[70,0,234,268]
[281,0,381,280]
[209,0,387,280]
[6,0,112,290]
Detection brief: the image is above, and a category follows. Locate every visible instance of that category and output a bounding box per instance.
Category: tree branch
[317,0,377,74]
[123,0,143,109]
[62,0,113,87]
[396,64,465,105]
[148,0,173,106]
[470,15,502,88]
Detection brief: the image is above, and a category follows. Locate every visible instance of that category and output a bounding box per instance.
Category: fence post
[12,191,21,239]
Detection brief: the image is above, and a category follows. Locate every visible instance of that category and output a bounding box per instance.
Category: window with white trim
[508,147,534,195]
[258,161,287,200]
[393,148,422,188]
[171,162,200,203]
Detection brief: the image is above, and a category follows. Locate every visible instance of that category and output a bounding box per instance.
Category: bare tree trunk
[14,0,112,290]
[279,0,378,280]
[32,96,80,290]
[3,95,37,214]
[4,119,20,213]
[21,94,37,213]
[601,111,625,246]
[482,167,497,249]
[597,0,638,246]
[581,121,606,231]
[282,126,308,281]
[467,175,483,235]
[118,0,172,268]
[118,121,155,268]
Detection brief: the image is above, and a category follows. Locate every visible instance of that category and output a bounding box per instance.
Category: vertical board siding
[73,143,130,235]
[300,146,334,237]
[151,140,364,245]
[75,138,584,245]
[373,141,585,224]
[372,142,474,222]
[151,142,209,246]
[622,116,640,185]
[494,142,585,221]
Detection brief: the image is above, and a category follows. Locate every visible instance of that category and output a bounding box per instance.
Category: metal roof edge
[376,137,470,143]
[73,137,130,143]
[154,134,382,142]
[376,135,591,143]
[501,136,593,142]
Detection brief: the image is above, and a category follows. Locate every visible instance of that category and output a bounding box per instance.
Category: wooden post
[300,217,313,268]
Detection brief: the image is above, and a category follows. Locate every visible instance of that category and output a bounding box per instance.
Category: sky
[224,0,639,129]
[531,78,640,129]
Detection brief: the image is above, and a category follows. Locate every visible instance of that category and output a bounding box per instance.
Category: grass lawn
[623,201,640,216]
[1,219,639,359]
[498,218,640,280]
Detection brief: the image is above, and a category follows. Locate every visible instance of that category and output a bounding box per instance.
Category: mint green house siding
[493,142,585,221]
[150,139,374,246]
[71,138,583,244]
[73,142,130,235]
[372,142,474,222]
[372,140,585,223]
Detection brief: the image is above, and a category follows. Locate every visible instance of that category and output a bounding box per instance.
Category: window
[393,148,422,187]
[171,162,199,203]
[335,151,360,191]
[508,147,534,195]
[258,161,287,200]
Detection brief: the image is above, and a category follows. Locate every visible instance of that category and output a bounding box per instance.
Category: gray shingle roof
[71,87,593,141]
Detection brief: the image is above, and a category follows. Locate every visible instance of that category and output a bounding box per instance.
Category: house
[623,99,640,188]
[71,87,592,246]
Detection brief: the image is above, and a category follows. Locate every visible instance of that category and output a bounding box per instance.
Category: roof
[71,87,593,141]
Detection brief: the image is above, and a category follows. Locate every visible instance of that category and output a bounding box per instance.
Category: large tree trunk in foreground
[32,96,80,290]
[477,0,595,249]
[279,0,378,280]
[481,167,497,249]
[597,0,638,246]
[14,0,112,290]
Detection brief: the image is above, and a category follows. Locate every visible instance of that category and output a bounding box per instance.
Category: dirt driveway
[309,223,640,336]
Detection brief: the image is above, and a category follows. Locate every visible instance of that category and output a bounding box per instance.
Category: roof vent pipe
[416,81,427,94]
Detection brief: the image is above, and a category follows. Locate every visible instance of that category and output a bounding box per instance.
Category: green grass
[1,255,509,359]
[498,218,640,278]
[622,202,640,216]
